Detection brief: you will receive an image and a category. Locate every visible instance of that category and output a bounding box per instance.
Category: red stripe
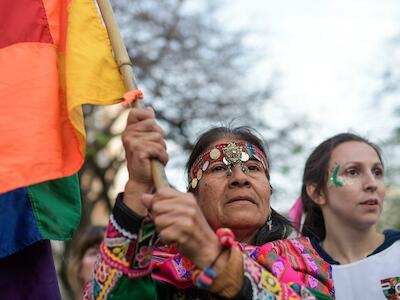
[0,0,53,48]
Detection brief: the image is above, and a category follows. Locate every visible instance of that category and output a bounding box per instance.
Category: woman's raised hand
[122,107,168,215]
[142,187,221,268]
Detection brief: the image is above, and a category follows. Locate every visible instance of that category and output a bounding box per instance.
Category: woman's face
[79,245,100,284]
[321,141,385,230]
[195,137,271,234]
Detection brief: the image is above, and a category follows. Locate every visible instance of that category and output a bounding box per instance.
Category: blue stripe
[0,187,42,258]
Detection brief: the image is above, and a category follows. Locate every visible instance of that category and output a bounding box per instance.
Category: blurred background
[58,0,400,298]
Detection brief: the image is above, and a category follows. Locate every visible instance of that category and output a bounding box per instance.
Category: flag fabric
[0,174,80,258]
[0,1,126,297]
[0,0,125,194]
[0,240,62,300]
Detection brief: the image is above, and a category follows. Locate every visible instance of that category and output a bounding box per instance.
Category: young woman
[302,133,400,299]
[257,133,400,300]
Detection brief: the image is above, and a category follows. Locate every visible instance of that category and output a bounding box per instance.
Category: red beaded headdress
[189,141,268,189]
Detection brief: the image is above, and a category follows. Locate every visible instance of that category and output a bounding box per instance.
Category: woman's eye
[247,164,261,171]
[210,164,227,172]
[373,168,384,177]
[346,168,358,176]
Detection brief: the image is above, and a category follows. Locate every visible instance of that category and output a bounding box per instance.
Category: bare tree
[372,33,400,230]
[59,1,307,297]
[80,0,281,222]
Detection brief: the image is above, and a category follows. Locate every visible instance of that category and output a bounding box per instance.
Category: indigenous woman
[262,133,400,300]
[84,107,325,299]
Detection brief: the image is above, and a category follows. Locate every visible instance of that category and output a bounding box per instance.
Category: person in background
[67,225,105,299]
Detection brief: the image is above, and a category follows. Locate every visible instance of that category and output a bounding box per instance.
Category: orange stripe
[41,0,71,50]
[0,43,82,193]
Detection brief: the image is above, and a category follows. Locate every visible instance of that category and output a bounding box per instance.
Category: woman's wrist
[194,233,222,268]
[192,228,236,290]
[123,180,153,216]
[111,193,145,239]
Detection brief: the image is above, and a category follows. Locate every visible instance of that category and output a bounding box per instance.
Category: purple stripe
[0,240,61,300]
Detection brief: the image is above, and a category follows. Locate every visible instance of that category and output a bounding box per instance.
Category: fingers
[142,188,201,242]
[122,107,168,165]
[123,135,168,165]
[141,193,154,210]
[126,106,155,124]
[143,188,218,265]
[124,118,165,138]
[121,108,168,212]
[124,107,165,140]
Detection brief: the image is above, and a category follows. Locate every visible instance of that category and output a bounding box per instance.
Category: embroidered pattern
[132,218,157,270]
[83,256,123,300]
[97,213,157,282]
[243,254,304,299]
[87,210,334,300]
[252,237,334,298]
[110,214,137,240]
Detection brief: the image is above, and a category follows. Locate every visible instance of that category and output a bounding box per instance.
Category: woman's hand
[122,107,168,215]
[141,187,221,268]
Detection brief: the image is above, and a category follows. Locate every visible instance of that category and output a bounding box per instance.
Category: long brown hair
[300,133,383,240]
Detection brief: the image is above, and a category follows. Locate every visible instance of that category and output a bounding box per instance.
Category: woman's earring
[266,213,272,230]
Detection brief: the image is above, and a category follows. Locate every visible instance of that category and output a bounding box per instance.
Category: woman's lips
[360,199,378,206]
[227,196,256,204]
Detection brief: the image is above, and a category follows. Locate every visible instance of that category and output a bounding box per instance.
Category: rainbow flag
[0,0,125,194]
[0,0,126,297]
[0,175,80,258]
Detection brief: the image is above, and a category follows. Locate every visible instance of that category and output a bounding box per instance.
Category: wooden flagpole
[96,0,170,189]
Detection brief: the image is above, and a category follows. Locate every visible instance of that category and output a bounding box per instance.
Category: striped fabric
[0,174,80,258]
[0,0,125,194]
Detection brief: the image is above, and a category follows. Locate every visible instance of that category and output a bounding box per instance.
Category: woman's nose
[363,172,378,192]
[228,165,250,187]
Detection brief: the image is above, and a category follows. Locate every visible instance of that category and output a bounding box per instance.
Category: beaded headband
[189,141,269,189]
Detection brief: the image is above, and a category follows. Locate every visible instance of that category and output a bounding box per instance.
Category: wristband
[193,228,235,289]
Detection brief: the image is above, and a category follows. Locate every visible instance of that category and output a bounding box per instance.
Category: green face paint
[330,164,343,187]
[329,164,356,187]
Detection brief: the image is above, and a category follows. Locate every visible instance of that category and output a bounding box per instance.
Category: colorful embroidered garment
[251,238,334,298]
[85,194,333,300]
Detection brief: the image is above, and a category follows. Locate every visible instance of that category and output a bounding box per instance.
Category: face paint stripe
[330,164,357,187]
[330,164,343,187]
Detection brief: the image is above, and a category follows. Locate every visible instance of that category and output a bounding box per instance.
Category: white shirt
[332,240,400,300]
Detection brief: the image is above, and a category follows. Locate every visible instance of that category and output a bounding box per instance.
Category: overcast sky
[221,0,399,138]
[116,1,400,211]
[209,1,399,210]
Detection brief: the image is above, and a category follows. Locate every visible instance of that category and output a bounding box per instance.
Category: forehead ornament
[210,148,221,160]
[189,141,268,189]
[223,142,250,175]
